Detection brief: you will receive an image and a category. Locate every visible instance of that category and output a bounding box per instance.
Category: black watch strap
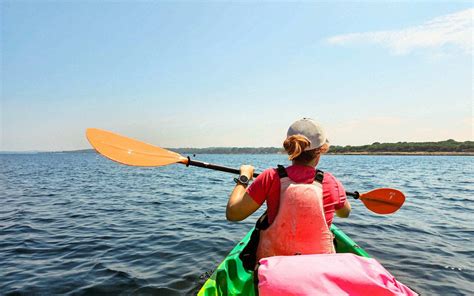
[234,175,249,186]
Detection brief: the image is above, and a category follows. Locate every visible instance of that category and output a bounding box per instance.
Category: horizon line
[1,138,471,154]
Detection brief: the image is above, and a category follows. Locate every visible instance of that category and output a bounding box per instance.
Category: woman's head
[283,118,329,164]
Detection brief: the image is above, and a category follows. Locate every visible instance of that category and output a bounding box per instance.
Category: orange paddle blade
[359,188,405,215]
[86,128,188,167]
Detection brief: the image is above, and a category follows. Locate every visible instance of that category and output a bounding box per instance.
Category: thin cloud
[327,8,473,55]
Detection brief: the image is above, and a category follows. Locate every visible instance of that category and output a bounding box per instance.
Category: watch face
[239,175,249,184]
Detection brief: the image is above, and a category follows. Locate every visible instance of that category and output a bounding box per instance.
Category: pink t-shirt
[247,165,347,227]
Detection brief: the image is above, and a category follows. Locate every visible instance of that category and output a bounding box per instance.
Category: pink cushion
[258,253,417,296]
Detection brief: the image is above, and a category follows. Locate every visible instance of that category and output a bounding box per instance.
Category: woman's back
[247,165,347,227]
[256,168,336,260]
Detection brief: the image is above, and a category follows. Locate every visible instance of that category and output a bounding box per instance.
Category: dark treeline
[171,147,282,154]
[50,139,473,154]
[330,139,473,153]
[171,140,473,154]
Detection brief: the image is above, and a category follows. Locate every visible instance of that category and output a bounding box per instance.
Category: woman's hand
[240,165,254,180]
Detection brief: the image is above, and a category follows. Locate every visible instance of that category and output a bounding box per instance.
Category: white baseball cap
[287,118,328,151]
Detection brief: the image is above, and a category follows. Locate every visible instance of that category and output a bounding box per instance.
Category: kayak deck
[198,224,370,296]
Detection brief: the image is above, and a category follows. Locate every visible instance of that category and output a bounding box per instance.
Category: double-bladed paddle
[86,128,405,215]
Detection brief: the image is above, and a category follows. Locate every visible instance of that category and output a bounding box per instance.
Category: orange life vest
[256,166,335,260]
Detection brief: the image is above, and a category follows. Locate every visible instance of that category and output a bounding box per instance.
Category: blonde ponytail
[283,135,311,160]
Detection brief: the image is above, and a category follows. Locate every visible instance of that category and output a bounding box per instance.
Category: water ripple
[0,153,473,295]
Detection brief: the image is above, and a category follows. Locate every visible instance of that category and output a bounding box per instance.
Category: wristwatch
[234,175,250,186]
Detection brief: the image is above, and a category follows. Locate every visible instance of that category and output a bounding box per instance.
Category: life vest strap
[315,169,324,184]
[276,165,288,178]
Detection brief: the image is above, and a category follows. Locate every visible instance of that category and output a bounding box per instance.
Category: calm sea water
[1,153,473,295]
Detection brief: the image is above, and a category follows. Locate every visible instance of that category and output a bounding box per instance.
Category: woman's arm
[226,165,261,221]
[324,172,351,218]
[335,200,351,218]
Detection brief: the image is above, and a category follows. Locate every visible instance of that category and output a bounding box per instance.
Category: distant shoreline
[1,151,473,156]
[327,152,474,156]
[2,139,472,156]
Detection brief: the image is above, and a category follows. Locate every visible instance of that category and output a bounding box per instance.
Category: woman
[226,118,351,260]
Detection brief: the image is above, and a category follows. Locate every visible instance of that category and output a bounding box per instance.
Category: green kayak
[198,224,370,296]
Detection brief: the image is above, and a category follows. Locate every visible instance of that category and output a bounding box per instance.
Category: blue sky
[2,1,472,151]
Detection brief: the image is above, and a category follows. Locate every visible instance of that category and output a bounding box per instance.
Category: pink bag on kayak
[258,253,418,296]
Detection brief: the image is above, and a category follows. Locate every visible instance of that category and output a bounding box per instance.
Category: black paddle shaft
[187,157,259,178]
[186,157,358,197]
